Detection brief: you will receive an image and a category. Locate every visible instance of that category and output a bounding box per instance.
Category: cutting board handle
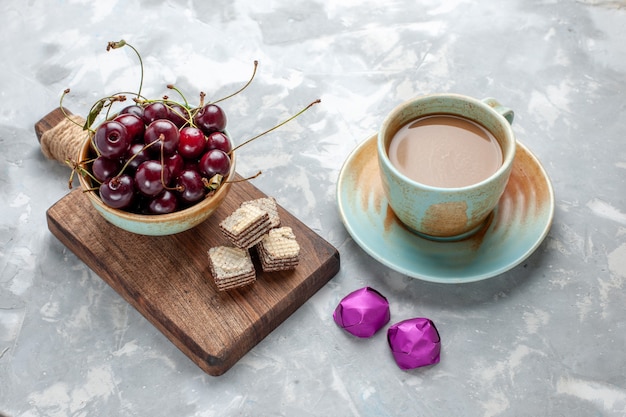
[35,107,87,165]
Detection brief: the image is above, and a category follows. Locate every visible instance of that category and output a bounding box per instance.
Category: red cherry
[92,156,121,182]
[199,149,231,178]
[206,131,232,153]
[178,127,206,159]
[120,105,144,119]
[164,153,184,179]
[99,175,135,209]
[168,103,189,128]
[176,169,206,204]
[125,143,151,173]
[144,119,180,156]
[194,104,227,135]
[148,190,178,214]
[94,120,131,159]
[134,160,171,197]
[114,113,145,142]
[142,102,170,125]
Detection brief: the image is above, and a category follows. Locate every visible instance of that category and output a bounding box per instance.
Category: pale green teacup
[377,93,516,241]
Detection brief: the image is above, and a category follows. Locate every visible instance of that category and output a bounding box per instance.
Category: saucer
[336,134,554,283]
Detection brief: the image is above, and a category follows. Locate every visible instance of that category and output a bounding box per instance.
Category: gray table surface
[1,0,625,416]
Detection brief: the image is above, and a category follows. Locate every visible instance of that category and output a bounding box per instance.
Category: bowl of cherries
[66,40,318,236]
[76,99,237,236]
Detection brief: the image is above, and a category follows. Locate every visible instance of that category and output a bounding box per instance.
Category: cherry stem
[65,158,100,189]
[230,99,321,154]
[83,94,128,133]
[157,134,177,191]
[190,92,207,122]
[167,84,189,108]
[59,88,87,131]
[160,136,168,188]
[203,170,262,194]
[65,159,77,189]
[212,60,259,105]
[103,95,127,120]
[225,171,262,184]
[165,101,195,128]
[116,140,158,177]
[107,40,144,99]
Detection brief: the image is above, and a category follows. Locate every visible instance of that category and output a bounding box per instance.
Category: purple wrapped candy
[333,287,390,338]
[387,318,441,370]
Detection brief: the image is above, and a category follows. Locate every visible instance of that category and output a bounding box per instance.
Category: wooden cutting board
[38,109,340,376]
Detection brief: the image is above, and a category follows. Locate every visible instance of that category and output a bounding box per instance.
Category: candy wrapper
[333,287,390,338]
[387,318,441,370]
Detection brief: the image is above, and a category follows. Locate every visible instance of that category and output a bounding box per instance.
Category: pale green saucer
[337,134,554,284]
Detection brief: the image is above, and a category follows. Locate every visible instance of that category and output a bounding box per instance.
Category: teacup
[377,93,516,241]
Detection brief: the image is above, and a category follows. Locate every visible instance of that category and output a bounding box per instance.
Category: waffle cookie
[241,197,281,229]
[207,246,256,291]
[219,204,272,249]
[257,227,301,272]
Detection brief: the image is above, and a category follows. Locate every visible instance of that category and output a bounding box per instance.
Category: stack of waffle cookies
[207,197,301,291]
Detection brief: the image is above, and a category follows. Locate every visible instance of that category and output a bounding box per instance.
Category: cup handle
[482,98,514,125]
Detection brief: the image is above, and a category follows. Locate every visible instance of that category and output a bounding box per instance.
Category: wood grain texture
[35,107,73,142]
[40,109,340,376]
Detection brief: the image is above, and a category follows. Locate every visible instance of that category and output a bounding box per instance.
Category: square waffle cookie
[207,246,256,291]
[241,197,281,229]
[257,227,300,272]
[219,204,271,249]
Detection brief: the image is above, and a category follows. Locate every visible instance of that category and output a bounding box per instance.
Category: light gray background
[1,0,625,416]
